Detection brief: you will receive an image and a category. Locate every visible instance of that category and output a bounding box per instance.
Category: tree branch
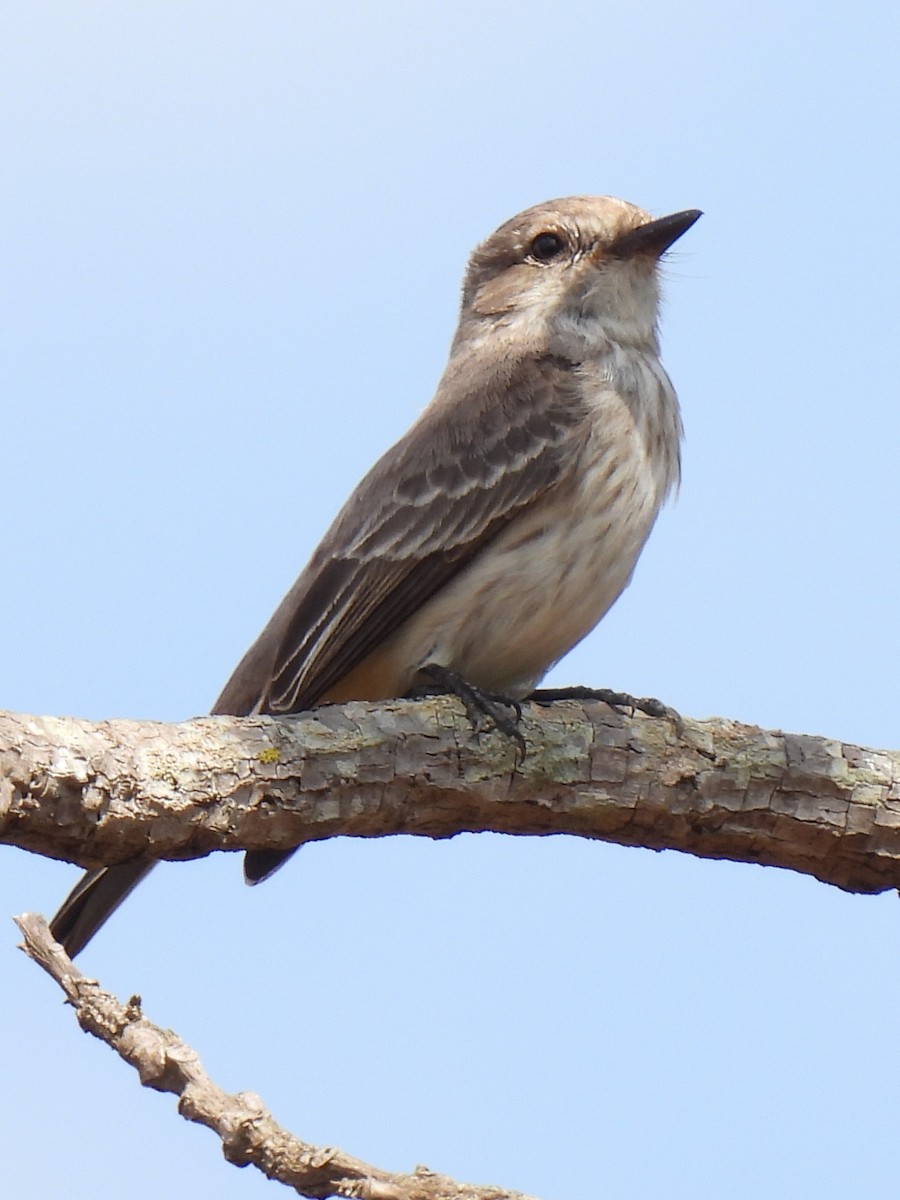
[14,913,533,1200]
[2,698,899,893]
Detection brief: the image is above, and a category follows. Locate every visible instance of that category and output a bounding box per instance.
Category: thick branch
[14,913,532,1200]
[2,699,899,893]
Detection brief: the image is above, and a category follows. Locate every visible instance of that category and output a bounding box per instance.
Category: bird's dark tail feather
[243,847,299,885]
[49,858,157,958]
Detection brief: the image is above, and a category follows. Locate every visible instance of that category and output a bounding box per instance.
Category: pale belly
[339,446,667,700]
[321,370,678,706]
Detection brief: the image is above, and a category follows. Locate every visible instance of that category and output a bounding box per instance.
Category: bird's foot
[410,665,526,759]
[530,686,683,733]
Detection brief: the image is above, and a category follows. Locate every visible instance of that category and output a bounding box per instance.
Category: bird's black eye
[528,232,566,262]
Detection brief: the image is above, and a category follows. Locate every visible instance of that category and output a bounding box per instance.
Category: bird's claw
[530,686,683,734]
[412,665,526,760]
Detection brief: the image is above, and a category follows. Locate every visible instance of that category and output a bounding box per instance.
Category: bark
[11,698,900,1198]
[14,913,534,1200]
[2,697,899,893]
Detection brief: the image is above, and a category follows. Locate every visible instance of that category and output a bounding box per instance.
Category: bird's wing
[212,355,589,717]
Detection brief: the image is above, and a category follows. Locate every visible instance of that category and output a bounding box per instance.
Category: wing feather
[212,356,589,717]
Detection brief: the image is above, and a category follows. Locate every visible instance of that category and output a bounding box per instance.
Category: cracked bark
[2,696,899,893]
[9,696,900,1197]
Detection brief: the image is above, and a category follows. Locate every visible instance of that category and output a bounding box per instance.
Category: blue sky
[3,4,900,1197]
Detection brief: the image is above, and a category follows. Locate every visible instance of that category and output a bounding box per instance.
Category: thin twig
[14,913,537,1200]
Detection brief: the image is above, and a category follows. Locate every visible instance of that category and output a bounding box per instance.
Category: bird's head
[455,196,700,356]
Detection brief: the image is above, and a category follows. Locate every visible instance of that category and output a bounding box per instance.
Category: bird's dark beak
[609,209,702,260]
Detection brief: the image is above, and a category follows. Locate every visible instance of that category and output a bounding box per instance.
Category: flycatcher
[51,195,700,956]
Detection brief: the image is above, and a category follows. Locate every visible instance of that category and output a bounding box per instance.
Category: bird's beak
[607,209,702,260]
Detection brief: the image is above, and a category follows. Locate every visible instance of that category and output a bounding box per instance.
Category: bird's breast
[384,366,679,696]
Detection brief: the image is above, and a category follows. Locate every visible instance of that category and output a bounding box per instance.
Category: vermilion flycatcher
[51,195,700,955]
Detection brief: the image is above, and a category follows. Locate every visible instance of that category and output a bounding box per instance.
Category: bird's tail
[49,859,157,958]
[242,847,299,885]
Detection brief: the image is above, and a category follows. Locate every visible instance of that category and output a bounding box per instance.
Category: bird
[50,195,700,957]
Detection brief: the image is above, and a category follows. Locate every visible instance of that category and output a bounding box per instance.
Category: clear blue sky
[4,4,900,1198]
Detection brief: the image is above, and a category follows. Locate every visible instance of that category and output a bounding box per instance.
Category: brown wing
[212,355,589,717]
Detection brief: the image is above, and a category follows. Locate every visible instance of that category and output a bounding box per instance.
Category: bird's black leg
[409,664,526,758]
[530,686,682,730]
